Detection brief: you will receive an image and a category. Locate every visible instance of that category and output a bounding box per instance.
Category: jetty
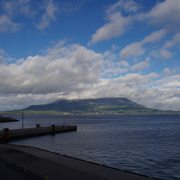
[0,124,77,143]
[0,115,19,123]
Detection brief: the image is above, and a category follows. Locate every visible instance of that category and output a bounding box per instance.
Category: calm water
[0,114,180,180]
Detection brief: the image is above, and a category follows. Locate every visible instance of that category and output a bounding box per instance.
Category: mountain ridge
[21,97,179,115]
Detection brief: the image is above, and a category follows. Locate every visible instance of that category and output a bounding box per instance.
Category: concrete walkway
[0,144,158,180]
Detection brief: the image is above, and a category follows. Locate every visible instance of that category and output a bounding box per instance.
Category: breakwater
[0,124,77,142]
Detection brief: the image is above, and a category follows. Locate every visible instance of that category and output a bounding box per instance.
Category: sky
[0,0,180,111]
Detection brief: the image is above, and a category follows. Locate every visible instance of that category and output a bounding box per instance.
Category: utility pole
[22,112,24,129]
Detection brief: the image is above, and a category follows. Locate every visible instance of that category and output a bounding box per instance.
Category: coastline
[0,144,159,180]
[1,110,180,115]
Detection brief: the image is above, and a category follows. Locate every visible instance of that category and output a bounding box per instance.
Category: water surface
[0,114,180,179]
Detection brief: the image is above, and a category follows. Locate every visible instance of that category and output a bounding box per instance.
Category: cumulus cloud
[157,74,180,89]
[0,0,180,111]
[85,73,180,111]
[0,42,103,95]
[0,93,61,111]
[0,44,179,111]
[65,73,156,101]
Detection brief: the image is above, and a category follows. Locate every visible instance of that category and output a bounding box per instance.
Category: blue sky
[0,0,180,111]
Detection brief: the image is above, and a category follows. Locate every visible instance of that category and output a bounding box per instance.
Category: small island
[0,115,19,123]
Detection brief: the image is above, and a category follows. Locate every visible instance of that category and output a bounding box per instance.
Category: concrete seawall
[0,144,159,180]
[0,125,77,142]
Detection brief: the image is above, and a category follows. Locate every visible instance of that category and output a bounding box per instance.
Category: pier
[0,124,77,142]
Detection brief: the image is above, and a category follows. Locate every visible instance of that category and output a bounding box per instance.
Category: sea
[0,113,180,180]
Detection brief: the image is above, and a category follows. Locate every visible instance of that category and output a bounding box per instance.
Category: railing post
[3,128,9,137]
[51,125,55,134]
[3,128,9,142]
[36,124,41,128]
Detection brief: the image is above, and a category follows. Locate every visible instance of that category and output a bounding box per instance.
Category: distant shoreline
[1,110,180,115]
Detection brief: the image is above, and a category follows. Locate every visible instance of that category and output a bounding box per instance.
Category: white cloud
[120,42,145,59]
[161,68,171,76]
[0,0,36,33]
[88,0,141,44]
[85,73,180,111]
[157,74,180,89]
[0,93,60,111]
[133,88,180,111]
[159,49,172,59]
[163,33,180,48]
[0,0,59,32]
[0,42,103,95]
[106,0,140,15]
[0,48,16,63]
[103,67,128,78]
[142,29,166,43]
[0,15,20,33]
[163,81,180,88]
[1,0,35,17]
[36,0,58,30]
[119,60,129,67]
[89,12,131,45]
[0,1,180,111]
[0,47,180,111]
[145,0,180,31]
[131,58,150,71]
[157,33,180,59]
[89,0,180,44]
[120,29,166,59]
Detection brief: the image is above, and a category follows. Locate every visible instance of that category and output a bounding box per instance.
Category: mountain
[22,97,177,115]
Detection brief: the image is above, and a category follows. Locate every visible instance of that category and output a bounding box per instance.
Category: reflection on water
[1,114,180,180]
